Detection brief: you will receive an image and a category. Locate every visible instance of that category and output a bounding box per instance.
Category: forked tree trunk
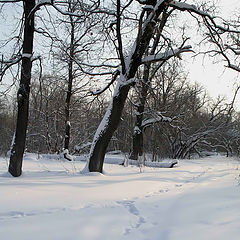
[129,10,168,160]
[88,1,168,172]
[9,0,35,177]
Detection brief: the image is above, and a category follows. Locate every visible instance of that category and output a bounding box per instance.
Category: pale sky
[187,0,240,103]
[1,0,240,105]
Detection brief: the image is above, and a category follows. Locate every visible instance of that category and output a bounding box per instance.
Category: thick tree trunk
[89,83,130,172]
[88,1,168,172]
[9,0,35,177]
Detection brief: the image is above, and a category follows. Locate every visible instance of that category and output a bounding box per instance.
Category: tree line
[1,61,240,158]
[0,0,240,176]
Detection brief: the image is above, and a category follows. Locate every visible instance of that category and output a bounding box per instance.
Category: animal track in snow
[117,200,146,235]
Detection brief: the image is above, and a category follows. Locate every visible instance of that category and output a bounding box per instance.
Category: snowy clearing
[0,154,240,240]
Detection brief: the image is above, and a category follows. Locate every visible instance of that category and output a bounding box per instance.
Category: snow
[37,0,52,3]
[86,99,114,171]
[61,149,74,161]
[134,126,141,134]
[74,142,92,152]
[0,153,240,240]
[142,46,192,64]
[169,1,208,17]
[229,64,240,72]
[86,73,127,171]
[141,114,172,128]
[143,5,154,10]
[22,53,32,59]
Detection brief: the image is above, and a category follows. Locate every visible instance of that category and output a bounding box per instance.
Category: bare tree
[87,0,233,172]
[0,0,101,175]
[2,0,36,177]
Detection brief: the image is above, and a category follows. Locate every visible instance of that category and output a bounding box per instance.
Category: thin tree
[7,0,36,177]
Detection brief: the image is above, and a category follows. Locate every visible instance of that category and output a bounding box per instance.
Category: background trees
[0,95,15,155]
[0,0,240,176]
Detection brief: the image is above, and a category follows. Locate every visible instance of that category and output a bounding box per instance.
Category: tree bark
[88,1,168,172]
[89,83,130,172]
[9,0,35,177]
[129,64,150,160]
[63,14,74,157]
[129,104,147,160]
[129,10,168,160]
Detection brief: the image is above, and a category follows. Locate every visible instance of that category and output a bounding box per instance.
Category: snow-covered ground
[0,153,239,240]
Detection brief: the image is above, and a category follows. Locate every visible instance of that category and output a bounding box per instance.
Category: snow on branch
[0,53,41,82]
[0,55,21,81]
[169,1,240,34]
[29,0,116,19]
[28,0,53,18]
[118,76,136,87]
[0,0,21,2]
[142,112,172,129]
[141,45,192,64]
[169,1,207,16]
[22,53,32,59]
[225,45,240,56]
[228,64,240,73]
[142,5,155,11]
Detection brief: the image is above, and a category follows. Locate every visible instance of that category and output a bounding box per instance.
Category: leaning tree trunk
[8,0,35,177]
[88,83,131,172]
[88,1,168,172]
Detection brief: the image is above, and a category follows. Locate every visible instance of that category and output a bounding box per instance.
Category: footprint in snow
[175,184,182,187]
[117,200,146,235]
[117,200,139,216]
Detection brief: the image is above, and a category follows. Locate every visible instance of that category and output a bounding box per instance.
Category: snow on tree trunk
[87,1,168,172]
[8,0,35,177]
[129,102,145,160]
[88,81,130,172]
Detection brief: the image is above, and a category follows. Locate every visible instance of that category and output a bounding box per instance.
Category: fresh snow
[61,149,74,161]
[0,153,240,240]
[141,46,192,64]
[141,114,172,129]
[22,53,32,59]
[87,73,128,171]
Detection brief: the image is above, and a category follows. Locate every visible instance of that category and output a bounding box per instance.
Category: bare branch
[90,70,120,95]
